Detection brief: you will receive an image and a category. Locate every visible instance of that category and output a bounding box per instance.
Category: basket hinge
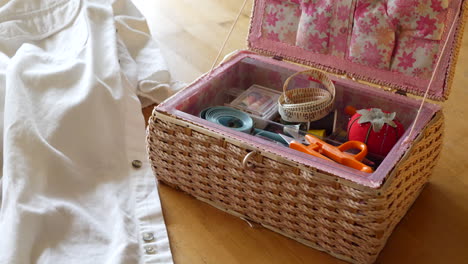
[272,55,283,61]
[339,73,409,97]
[395,89,408,96]
[381,86,408,96]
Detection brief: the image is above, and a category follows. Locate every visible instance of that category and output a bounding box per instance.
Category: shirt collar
[0,0,81,41]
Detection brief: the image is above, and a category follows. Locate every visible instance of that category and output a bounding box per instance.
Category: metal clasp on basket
[242,151,257,169]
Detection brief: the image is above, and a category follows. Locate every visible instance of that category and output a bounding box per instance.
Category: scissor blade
[278,134,295,145]
[283,126,309,145]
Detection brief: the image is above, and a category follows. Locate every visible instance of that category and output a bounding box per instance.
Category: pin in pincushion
[347,108,405,156]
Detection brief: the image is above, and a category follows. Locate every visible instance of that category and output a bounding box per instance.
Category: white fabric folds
[0,0,176,263]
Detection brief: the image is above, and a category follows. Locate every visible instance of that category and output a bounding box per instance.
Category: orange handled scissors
[279,134,373,173]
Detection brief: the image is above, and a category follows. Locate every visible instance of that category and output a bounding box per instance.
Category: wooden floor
[134,1,468,263]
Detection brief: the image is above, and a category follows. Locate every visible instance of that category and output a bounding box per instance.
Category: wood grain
[135,0,468,263]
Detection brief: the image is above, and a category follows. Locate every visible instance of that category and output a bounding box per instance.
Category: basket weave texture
[147,110,444,264]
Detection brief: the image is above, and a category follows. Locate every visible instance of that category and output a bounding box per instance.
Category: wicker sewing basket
[147,1,467,263]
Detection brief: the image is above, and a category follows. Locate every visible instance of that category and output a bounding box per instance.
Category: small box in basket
[147,0,467,263]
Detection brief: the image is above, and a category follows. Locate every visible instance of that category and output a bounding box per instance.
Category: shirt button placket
[144,245,156,255]
[143,232,156,255]
[132,160,142,168]
[143,232,154,242]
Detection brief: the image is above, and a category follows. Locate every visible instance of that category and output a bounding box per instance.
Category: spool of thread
[200,106,254,134]
[345,105,357,116]
[308,129,326,138]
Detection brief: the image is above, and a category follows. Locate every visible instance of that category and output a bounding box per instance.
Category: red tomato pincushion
[347,108,405,156]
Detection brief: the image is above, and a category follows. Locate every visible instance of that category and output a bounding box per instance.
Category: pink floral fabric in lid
[348,0,396,70]
[249,0,465,100]
[262,0,301,45]
[295,0,354,57]
[388,0,450,77]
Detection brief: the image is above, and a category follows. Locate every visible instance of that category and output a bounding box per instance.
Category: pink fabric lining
[157,51,440,188]
[348,0,396,70]
[248,0,463,100]
[262,0,301,45]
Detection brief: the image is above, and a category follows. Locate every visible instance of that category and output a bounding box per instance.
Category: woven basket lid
[247,0,468,101]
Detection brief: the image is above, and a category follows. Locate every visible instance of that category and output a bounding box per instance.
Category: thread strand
[209,0,249,74]
[403,7,460,145]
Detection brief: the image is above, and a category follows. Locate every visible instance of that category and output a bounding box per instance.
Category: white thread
[209,0,249,74]
[240,217,254,228]
[403,8,461,145]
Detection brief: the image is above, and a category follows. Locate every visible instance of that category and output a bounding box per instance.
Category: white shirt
[0,0,179,263]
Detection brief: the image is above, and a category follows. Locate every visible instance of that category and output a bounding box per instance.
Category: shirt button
[144,245,156,255]
[132,160,142,168]
[143,232,154,242]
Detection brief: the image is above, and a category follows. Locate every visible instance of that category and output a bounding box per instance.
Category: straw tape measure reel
[278,70,336,123]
